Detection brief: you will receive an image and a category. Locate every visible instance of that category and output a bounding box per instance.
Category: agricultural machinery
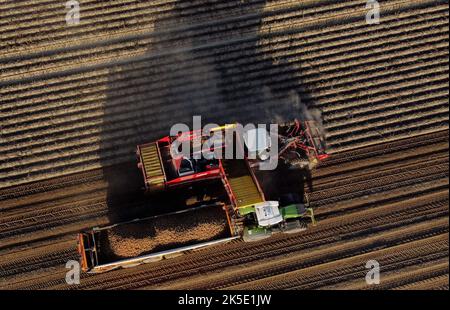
[136,120,328,193]
[78,119,328,272]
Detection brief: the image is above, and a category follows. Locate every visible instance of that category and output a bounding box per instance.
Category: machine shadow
[100,0,319,229]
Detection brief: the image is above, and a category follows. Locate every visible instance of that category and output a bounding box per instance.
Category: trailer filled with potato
[78,203,238,273]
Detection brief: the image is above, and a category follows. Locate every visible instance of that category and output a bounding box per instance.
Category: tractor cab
[137,129,225,192]
[242,193,315,242]
[169,133,221,178]
[253,201,283,227]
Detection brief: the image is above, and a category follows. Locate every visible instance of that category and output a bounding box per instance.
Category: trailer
[78,203,238,273]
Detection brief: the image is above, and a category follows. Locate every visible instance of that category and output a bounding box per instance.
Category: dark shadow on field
[100,0,319,226]
[255,162,311,204]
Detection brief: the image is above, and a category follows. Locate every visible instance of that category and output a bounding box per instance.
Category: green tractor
[241,193,315,242]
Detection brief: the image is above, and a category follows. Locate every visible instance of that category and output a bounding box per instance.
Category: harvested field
[0,0,448,291]
[1,0,449,188]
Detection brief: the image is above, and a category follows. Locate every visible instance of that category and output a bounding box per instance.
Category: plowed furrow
[3,44,448,135]
[393,274,449,290]
[2,13,447,107]
[314,140,449,184]
[0,167,105,202]
[2,2,447,103]
[0,69,447,184]
[227,234,448,290]
[0,241,77,279]
[313,156,448,193]
[110,222,450,289]
[319,130,448,167]
[310,161,448,203]
[0,0,374,53]
[35,190,448,289]
[335,260,448,290]
[1,1,447,82]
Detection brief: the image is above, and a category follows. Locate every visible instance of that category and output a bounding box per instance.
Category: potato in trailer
[77,203,238,273]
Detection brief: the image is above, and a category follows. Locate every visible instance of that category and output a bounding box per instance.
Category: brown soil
[1,0,448,189]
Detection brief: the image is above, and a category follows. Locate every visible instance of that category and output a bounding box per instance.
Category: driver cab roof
[254,201,283,227]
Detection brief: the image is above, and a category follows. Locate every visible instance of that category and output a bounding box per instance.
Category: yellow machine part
[140,143,165,186]
[222,159,264,210]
